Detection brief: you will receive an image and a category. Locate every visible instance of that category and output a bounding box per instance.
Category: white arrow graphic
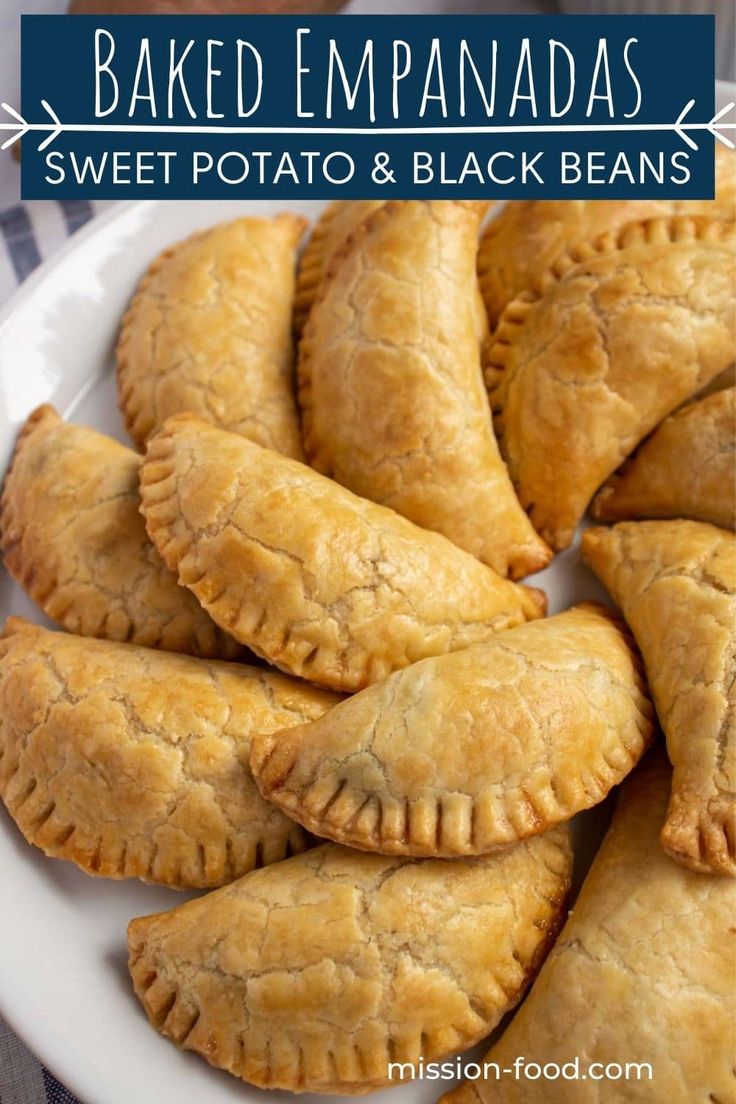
[1,98,734,152]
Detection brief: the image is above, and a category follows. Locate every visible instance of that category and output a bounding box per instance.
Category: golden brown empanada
[0,405,241,658]
[251,603,653,856]
[486,217,736,550]
[299,200,551,579]
[583,521,735,876]
[117,212,306,456]
[141,414,546,693]
[0,617,339,888]
[294,200,383,335]
[128,831,571,1094]
[440,753,735,1104]
[592,387,736,529]
[478,144,736,325]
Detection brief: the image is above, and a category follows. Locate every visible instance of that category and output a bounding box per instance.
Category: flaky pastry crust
[478,144,736,325]
[592,387,736,529]
[251,603,653,856]
[0,618,339,887]
[0,405,241,658]
[299,200,550,579]
[486,217,736,550]
[294,200,383,335]
[294,199,493,337]
[583,521,735,876]
[439,753,736,1104]
[117,213,306,456]
[128,832,571,1094]
[140,414,546,692]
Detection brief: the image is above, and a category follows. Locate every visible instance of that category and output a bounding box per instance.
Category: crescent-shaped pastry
[116,212,306,457]
[294,199,493,336]
[0,618,339,888]
[299,200,551,579]
[592,387,736,529]
[486,217,736,550]
[478,144,736,325]
[128,831,572,1094]
[140,414,546,693]
[0,405,241,659]
[439,753,735,1104]
[583,521,735,876]
[251,603,653,856]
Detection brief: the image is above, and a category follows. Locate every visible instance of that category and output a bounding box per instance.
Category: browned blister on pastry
[592,387,736,529]
[128,831,571,1094]
[139,414,546,693]
[0,618,340,888]
[0,405,241,658]
[439,753,735,1104]
[117,213,306,457]
[299,200,550,579]
[478,144,736,326]
[251,603,653,856]
[583,520,735,877]
[486,217,736,550]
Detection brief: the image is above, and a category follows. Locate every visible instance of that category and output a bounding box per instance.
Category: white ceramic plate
[0,84,733,1104]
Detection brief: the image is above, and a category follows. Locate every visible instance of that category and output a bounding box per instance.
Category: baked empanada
[583,521,735,876]
[592,387,736,529]
[478,144,736,325]
[0,618,339,888]
[0,405,241,658]
[251,603,653,856]
[117,212,306,456]
[486,217,736,550]
[299,200,551,579]
[440,753,735,1104]
[140,414,546,692]
[128,831,571,1094]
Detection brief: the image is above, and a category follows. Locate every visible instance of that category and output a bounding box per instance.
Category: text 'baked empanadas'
[0,405,241,659]
[299,200,550,578]
[140,414,546,692]
[592,387,736,530]
[0,618,340,888]
[478,144,736,325]
[583,520,735,876]
[251,603,653,856]
[486,217,736,550]
[128,832,571,1094]
[117,212,306,457]
[440,753,735,1104]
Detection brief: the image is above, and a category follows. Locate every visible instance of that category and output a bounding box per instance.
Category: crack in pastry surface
[439,752,736,1104]
[0,405,243,659]
[250,603,653,856]
[486,217,736,550]
[128,832,571,1093]
[583,520,735,876]
[0,617,340,888]
[140,414,546,692]
[298,200,550,579]
[116,213,306,458]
